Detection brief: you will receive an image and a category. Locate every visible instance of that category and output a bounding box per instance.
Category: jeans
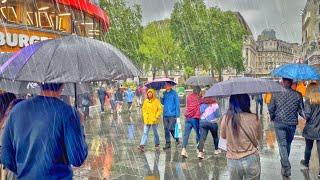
[304,138,320,165]
[228,153,261,180]
[182,118,200,148]
[140,124,160,146]
[99,96,105,112]
[274,122,296,174]
[197,121,219,152]
[163,116,178,145]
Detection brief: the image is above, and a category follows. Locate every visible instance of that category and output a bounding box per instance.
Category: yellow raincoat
[142,89,163,125]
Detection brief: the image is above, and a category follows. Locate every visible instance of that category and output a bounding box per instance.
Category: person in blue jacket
[1,83,88,179]
[125,88,135,112]
[161,82,180,150]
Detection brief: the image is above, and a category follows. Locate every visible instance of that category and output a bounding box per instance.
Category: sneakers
[318,172,320,178]
[181,148,188,158]
[138,145,145,152]
[281,168,291,177]
[214,149,222,155]
[163,144,171,150]
[198,151,204,159]
[300,160,309,169]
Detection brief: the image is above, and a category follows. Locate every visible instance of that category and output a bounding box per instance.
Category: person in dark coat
[300,82,320,178]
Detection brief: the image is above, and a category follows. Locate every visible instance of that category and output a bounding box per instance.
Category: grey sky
[127,0,306,43]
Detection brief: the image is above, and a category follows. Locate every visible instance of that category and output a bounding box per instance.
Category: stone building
[302,0,320,69]
[243,29,300,77]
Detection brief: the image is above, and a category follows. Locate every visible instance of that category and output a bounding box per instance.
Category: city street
[73,105,319,180]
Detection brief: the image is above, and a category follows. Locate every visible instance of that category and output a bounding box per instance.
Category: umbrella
[185,76,215,86]
[0,35,141,83]
[271,63,319,81]
[0,80,90,96]
[145,78,177,90]
[204,77,285,98]
[0,53,13,65]
[0,35,141,107]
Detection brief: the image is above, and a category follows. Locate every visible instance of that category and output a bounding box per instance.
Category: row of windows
[0,0,103,38]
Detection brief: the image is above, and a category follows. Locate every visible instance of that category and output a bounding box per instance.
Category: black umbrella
[204,77,285,98]
[0,35,141,107]
[0,80,90,96]
[185,76,215,86]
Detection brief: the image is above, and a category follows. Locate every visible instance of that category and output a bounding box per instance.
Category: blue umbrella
[271,63,319,81]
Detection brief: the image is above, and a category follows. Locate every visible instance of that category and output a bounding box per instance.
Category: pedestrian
[125,88,135,112]
[0,83,88,179]
[181,86,202,158]
[115,88,124,113]
[268,78,304,177]
[97,85,107,112]
[135,85,143,107]
[300,82,320,178]
[197,97,221,159]
[0,98,24,180]
[221,94,261,180]
[81,92,91,120]
[138,89,163,152]
[162,82,180,150]
[254,94,263,115]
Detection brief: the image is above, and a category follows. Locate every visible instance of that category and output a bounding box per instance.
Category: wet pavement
[73,105,319,180]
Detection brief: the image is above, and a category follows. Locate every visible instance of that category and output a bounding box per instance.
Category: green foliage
[139,20,184,77]
[171,1,248,81]
[100,0,143,67]
[184,66,195,78]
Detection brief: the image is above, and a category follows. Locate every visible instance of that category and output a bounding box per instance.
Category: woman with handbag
[221,94,261,180]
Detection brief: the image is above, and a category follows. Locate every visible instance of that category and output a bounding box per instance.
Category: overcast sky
[127,0,307,43]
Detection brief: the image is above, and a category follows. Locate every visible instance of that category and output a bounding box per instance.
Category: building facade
[243,29,300,77]
[0,0,109,52]
[302,0,320,69]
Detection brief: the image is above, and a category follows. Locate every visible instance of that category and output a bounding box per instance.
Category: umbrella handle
[74,83,77,109]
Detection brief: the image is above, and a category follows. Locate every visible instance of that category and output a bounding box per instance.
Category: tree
[171,0,248,81]
[100,0,143,67]
[139,20,184,79]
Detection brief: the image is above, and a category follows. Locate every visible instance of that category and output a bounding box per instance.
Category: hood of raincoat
[142,89,163,125]
[146,89,156,101]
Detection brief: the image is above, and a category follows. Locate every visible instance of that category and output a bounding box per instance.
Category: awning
[56,0,109,31]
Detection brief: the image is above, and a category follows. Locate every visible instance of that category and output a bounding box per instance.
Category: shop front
[0,0,109,52]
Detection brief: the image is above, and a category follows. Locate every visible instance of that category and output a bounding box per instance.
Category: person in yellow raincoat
[138,89,163,152]
[296,82,307,97]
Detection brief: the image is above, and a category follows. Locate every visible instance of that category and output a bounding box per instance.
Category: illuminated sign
[0,26,61,52]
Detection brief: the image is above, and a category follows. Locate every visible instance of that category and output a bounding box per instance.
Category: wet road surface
[73,105,319,180]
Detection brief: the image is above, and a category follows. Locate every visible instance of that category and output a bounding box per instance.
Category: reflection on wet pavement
[73,106,319,180]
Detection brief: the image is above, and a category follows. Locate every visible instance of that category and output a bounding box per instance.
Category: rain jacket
[185,93,201,119]
[161,89,180,118]
[125,88,135,103]
[296,82,306,97]
[142,89,163,125]
[303,99,320,140]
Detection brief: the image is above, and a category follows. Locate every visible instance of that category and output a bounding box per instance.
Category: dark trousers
[304,138,320,165]
[163,116,178,145]
[182,118,200,148]
[99,97,105,112]
[198,121,219,152]
[274,123,296,173]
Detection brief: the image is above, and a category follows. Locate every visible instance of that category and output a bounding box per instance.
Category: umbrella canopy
[0,35,141,83]
[0,80,90,96]
[185,76,215,86]
[271,63,319,81]
[0,53,13,65]
[145,78,177,90]
[204,77,285,98]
